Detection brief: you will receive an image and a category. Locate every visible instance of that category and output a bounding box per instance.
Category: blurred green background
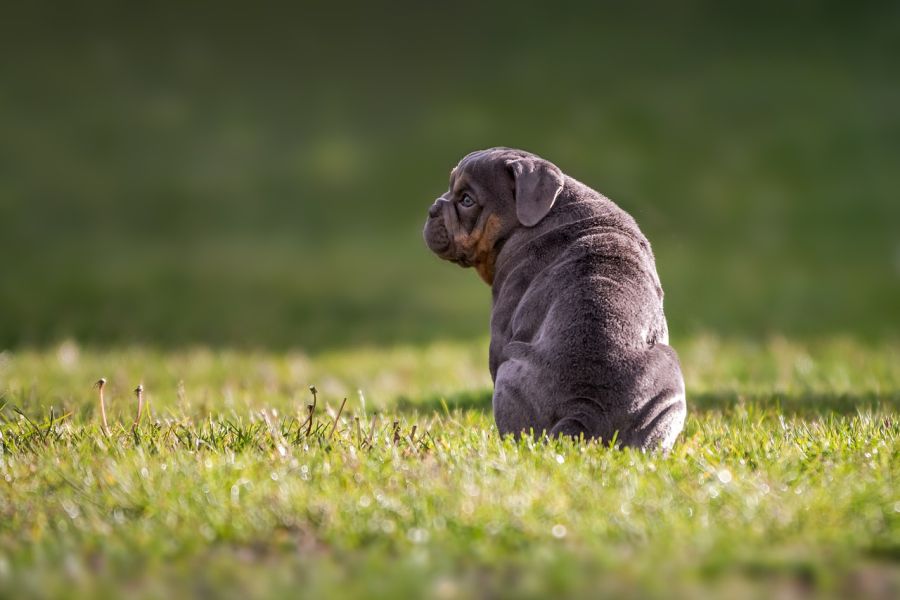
[1,1,898,350]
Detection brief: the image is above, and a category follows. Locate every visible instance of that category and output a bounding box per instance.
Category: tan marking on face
[440,194,504,285]
[466,214,503,285]
[473,214,502,284]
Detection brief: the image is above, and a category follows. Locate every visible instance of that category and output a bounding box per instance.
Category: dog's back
[490,176,685,448]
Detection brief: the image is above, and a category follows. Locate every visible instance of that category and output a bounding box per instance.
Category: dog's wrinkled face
[423,147,565,285]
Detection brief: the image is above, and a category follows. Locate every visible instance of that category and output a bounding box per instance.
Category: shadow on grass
[690,391,900,418]
[396,390,493,414]
[397,389,900,419]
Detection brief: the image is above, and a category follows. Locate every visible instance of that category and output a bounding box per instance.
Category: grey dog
[423,147,686,449]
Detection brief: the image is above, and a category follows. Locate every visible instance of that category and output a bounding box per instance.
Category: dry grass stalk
[94,378,110,436]
[329,397,347,440]
[133,384,144,430]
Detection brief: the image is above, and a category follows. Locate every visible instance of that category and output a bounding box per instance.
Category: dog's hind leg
[549,415,591,441]
[493,359,547,438]
[622,343,686,450]
[548,397,615,442]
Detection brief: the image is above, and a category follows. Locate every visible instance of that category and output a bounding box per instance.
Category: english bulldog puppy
[423,148,686,449]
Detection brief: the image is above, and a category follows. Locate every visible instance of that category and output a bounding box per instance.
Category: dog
[423,148,686,449]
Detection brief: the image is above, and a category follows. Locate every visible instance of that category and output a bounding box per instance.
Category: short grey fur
[424,148,685,449]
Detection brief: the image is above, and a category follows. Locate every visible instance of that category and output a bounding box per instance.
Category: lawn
[1,336,897,599]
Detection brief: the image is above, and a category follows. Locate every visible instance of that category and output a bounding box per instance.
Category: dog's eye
[459,194,476,208]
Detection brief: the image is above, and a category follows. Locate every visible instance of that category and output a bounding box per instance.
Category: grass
[1,336,898,599]
[2,4,898,349]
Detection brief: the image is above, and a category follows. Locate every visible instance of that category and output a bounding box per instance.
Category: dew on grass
[432,577,458,599]
[716,469,732,484]
[63,554,82,580]
[200,525,215,541]
[56,340,79,369]
[551,524,567,538]
[61,499,80,519]
[407,528,429,543]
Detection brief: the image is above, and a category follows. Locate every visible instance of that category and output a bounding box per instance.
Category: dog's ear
[507,157,564,227]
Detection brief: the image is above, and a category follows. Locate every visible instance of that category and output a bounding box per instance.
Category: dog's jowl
[423,148,686,449]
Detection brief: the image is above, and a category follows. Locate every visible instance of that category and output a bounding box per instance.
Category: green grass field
[2,336,897,599]
[2,4,899,350]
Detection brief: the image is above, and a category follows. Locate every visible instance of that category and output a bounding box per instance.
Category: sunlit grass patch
[0,337,898,598]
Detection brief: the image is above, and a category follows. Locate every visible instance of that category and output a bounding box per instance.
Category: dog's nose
[428,201,443,218]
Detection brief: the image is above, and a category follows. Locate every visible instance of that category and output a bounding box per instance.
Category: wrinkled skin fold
[424,148,686,450]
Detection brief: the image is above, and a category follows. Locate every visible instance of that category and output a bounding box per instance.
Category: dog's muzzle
[424,200,451,255]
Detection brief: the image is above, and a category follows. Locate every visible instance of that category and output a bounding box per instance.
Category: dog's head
[423,147,565,284]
